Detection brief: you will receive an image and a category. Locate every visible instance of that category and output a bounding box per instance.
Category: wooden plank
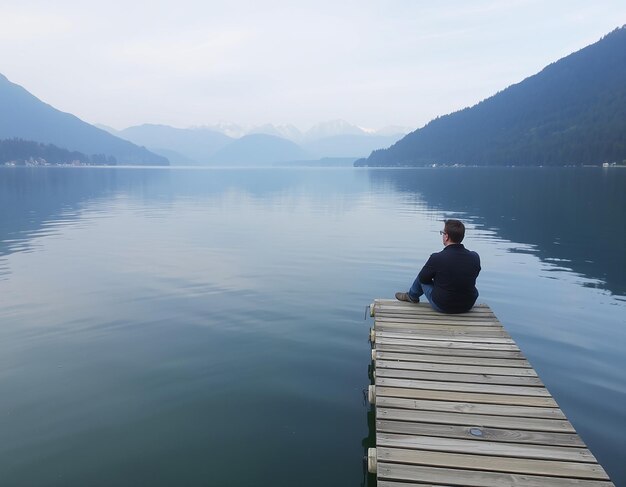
[377,319,502,328]
[375,299,489,306]
[375,308,495,315]
[375,364,545,386]
[376,396,565,420]
[374,303,494,312]
[376,377,548,396]
[377,407,575,432]
[374,299,492,311]
[377,447,609,480]
[374,307,497,315]
[376,386,558,407]
[374,308,496,320]
[376,315,499,324]
[376,330,515,344]
[375,308,497,317]
[376,336,518,351]
[376,420,586,447]
[375,322,509,334]
[376,446,609,480]
[374,299,492,309]
[376,336,520,351]
[378,482,451,487]
[376,475,615,487]
[374,315,498,324]
[376,433,596,463]
[376,344,526,359]
[376,359,537,378]
[375,315,501,325]
[377,463,614,486]
[375,350,531,367]
[375,316,501,325]
[378,482,450,487]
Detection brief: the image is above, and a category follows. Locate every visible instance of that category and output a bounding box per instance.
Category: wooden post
[367,448,377,474]
[368,385,376,404]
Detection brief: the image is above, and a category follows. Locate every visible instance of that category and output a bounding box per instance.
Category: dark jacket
[418,243,481,314]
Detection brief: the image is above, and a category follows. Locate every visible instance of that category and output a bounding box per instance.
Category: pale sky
[1,0,624,131]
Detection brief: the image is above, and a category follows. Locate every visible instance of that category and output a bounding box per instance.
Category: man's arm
[418,254,437,284]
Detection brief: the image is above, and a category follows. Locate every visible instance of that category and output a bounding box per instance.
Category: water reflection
[0,167,624,486]
[1,168,130,260]
[366,167,626,297]
[0,167,370,260]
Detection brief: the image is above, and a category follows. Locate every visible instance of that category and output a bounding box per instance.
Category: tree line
[0,138,117,165]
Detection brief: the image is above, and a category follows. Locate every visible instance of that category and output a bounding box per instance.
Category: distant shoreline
[3,163,625,170]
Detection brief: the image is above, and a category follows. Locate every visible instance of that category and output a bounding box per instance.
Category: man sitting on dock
[395,219,481,314]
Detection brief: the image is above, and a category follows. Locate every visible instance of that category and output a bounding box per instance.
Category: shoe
[395,292,418,303]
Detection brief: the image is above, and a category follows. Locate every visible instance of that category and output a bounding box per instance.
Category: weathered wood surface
[367,299,614,486]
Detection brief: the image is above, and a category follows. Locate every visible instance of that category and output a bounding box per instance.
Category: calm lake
[0,166,624,486]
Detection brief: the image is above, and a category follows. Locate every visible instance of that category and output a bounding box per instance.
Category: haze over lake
[0,166,624,486]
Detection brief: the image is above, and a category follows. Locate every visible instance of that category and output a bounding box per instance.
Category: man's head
[442,219,465,245]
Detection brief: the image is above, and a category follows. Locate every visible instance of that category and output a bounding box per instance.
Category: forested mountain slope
[0,74,168,165]
[358,27,626,167]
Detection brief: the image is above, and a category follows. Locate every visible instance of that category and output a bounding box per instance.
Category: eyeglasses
[439,231,447,235]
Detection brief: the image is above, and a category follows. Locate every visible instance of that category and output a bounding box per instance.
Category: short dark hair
[444,219,465,243]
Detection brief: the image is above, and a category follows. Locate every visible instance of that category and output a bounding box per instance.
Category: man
[396,219,481,314]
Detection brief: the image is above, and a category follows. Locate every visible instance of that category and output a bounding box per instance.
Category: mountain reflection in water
[366,167,626,297]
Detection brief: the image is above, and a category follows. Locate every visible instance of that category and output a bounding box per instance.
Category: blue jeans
[408,278,443,312]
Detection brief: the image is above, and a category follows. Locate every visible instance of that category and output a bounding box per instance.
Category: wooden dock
[366,299,614,487]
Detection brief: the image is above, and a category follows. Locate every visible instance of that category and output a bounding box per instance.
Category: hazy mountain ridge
[303,120,365,140]
[197,119,406,142]
[114,119,408,165]
[0,70,408,167]
[358,26,626,167]
[245,123,304,142]
[117,124,233,164]
[0,74,168,165]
